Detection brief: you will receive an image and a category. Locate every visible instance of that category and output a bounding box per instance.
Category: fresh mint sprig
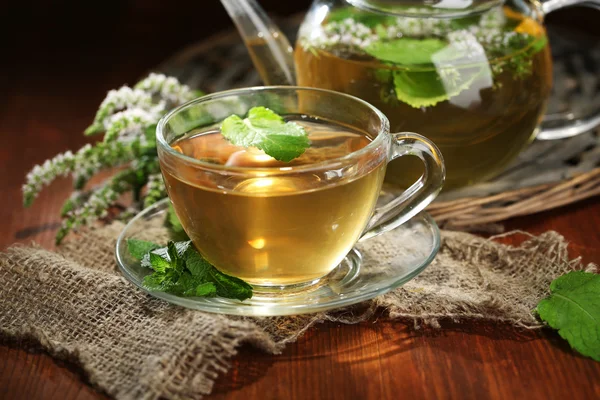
[220,106,310,162]
[537,271,599,361]
[127,238,253,301]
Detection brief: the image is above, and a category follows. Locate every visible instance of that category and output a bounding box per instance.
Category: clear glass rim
[344,0,504,18]
[156,86,390,175]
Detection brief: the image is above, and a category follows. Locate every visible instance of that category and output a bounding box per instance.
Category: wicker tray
[156,16,600,230]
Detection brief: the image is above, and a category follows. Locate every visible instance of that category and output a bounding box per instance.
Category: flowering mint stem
[22,73,200,244]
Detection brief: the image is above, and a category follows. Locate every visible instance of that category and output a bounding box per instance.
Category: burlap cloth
[0,223,596,400]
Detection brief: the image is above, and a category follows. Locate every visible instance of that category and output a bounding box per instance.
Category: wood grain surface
[1,2,599,399]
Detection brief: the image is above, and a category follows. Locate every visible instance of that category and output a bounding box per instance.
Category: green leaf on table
[127,238,161,260]
[537,271,600,361]
[221,106,309,162]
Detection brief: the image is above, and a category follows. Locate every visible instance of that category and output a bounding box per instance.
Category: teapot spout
[220,0,296,86]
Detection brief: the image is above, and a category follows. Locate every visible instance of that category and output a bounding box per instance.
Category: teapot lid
[346,0,504,17]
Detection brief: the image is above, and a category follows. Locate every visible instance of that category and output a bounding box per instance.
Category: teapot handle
[537,0,600,140]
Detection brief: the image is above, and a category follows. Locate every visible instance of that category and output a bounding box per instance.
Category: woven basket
[156,16,600,230]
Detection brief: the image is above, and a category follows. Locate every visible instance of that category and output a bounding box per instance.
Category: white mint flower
[305,19,378,50]
[447,30,486,59]
[103,108,161,144]
[135,73,197,105]
[479,7,506,29]
[99,87,154,117]
[144,173,167,208]
[86,86,157,135]
[23,150,76,206]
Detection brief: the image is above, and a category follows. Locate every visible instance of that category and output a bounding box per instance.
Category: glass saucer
[115,198,441,316]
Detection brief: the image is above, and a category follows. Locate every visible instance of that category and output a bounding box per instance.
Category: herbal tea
[161,120,386,286]
[295,6,552,188]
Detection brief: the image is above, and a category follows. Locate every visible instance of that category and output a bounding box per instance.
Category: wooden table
[2,4,600,399]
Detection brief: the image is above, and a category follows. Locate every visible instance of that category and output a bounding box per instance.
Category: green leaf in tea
[537,271,600,361]
[129,239,253,301]
[220,106,310,162]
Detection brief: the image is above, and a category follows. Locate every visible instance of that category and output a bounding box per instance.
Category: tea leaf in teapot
[365,38,447,65]
[390,66,483,108]
[366,37,488,108]
[529,35,548,54]
[221,106,309,162]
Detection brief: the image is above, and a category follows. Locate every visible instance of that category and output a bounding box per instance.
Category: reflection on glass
[295,5,552,188]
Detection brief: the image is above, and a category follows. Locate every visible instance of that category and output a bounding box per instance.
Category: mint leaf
[184,245,252,301]
[149,252,170,273]
[167,241,185,273]
[167,241,179,263]
[127,239,160,260]
[142,270,179,292]
[135,240,253,301]
[140,240,191,268]
[142,273,168,291]
[366,38,484,108]
[537,271,600,361]
[184,246,213,278]
[207,268,253,301]
[365,38,447,65]
[195,282,217,297]
[172,272,205,296]
[529,35,547,54]
[221,106,309,162]
[391,67,483,108]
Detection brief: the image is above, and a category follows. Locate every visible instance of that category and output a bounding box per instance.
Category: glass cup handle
[537,0,600,140]
[359,132,445,242]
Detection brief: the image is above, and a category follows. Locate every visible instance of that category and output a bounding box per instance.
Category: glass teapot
[221,0,600,188]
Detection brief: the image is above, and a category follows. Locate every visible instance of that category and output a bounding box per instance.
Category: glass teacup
[157,87,445,289]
